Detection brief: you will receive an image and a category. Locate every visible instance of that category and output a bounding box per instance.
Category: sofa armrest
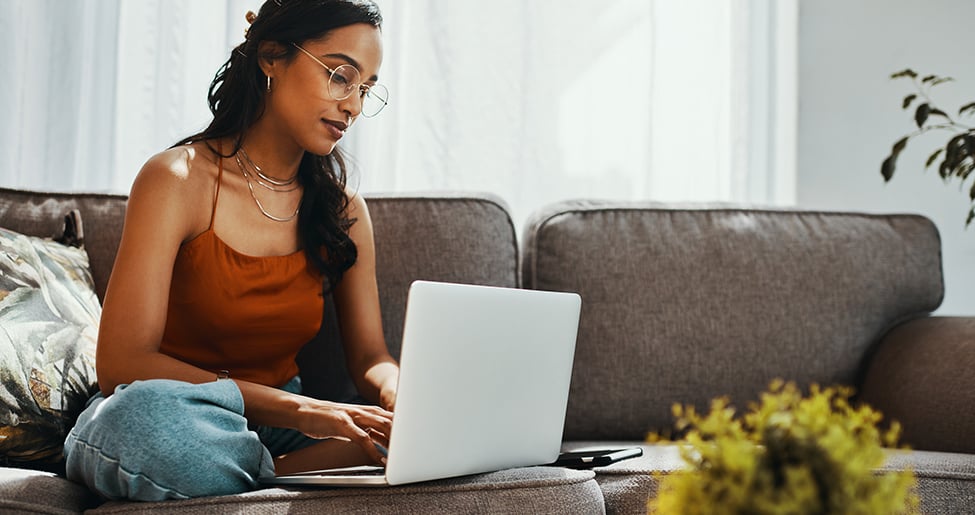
[859,316,975,454]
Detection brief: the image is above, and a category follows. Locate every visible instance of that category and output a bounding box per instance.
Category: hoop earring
[266,76,271,93]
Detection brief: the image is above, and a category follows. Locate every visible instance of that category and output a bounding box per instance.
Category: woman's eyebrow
[324,53,379,82]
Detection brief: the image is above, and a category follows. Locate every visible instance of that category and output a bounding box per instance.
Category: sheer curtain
[0,0,254,192]
[350,0,798,227]
[1,0,796,228]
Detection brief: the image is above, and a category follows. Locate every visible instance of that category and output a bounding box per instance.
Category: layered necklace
[234,148,301,222]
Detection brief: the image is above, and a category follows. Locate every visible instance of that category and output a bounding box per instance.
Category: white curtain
[1,0,796,229]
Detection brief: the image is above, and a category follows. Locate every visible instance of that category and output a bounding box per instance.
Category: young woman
[63,0,397,501]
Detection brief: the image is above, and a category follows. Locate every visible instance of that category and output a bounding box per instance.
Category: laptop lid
[264,280,581,486]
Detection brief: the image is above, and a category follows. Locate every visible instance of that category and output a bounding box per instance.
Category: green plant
[881,69,975,226]
[647,380,918,514]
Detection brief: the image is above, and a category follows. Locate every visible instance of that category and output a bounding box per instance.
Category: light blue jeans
[64,377,316,501]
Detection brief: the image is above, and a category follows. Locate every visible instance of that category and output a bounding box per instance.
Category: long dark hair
[173,0,382,291]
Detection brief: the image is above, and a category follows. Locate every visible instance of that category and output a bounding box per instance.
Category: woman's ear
[257,40,287,78]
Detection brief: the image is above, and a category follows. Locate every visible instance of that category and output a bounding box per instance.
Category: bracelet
[217,370,231,381]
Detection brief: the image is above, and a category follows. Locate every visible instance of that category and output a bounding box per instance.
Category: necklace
[236,152,299,192]
[239,147,298,188]
[234,153,301,222]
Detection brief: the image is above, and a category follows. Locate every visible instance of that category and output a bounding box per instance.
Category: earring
[266,76,272,93]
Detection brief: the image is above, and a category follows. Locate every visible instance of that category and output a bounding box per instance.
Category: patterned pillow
[0,217,100,467]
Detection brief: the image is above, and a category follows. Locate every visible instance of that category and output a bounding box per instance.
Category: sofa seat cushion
[0,466,101,514]
[882,449,975,514]
[562,442,682,515]
[85,466,604,514]
[564,442,975,515]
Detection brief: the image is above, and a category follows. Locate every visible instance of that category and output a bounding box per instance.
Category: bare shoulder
[127,142,223,242]
[134,143,218,194]
[344,185,371,220]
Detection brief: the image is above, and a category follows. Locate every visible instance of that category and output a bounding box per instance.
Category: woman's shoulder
[135,142,222,193]
[125,141,226,238]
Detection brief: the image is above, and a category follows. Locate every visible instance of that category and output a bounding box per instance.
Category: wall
[798,0,975,315]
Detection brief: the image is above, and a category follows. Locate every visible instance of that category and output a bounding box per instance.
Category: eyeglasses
[292,43,389,118]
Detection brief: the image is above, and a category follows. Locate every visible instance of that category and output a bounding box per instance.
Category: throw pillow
[0,214,100,467]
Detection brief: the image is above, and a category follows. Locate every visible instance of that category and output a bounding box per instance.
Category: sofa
[1,186,973,514]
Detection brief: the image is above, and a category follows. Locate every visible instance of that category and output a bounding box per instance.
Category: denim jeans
[64,377,316,501]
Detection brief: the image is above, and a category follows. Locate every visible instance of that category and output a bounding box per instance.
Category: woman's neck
[238,120,304,181]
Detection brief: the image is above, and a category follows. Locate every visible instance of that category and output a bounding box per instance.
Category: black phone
[551,447,643,468]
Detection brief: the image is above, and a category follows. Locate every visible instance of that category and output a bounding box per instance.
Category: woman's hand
[296,400,393,464]
[379,376,397,412]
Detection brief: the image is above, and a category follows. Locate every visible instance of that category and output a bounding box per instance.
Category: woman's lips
[323,119,348,139]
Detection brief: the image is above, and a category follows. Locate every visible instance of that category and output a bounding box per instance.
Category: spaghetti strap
[209,154,224,231]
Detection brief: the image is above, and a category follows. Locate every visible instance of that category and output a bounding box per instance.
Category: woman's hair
[173,0,382,291]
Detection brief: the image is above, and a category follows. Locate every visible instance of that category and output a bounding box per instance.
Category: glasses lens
[328,65,360,100]
[361,83,389,117]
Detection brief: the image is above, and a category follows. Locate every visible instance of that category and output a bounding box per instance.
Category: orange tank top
[159,155,324,387]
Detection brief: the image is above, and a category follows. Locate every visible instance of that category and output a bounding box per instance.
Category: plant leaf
[931,77,955,87]
[921,74,937,84]
[890,69,918,80]
[970,176,975,201]
[959,102,975,117]
[881,155,896,181]
[925,148,944,169]
[915,103,931,128]
[902,94,917,109]
[892,136,909,154]
[939,160,951,179]
[882,137,909,181]
[967,206,975,227]
[930,108,950,119]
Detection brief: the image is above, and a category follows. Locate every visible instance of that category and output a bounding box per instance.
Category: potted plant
[648,380,918,514]
[881,69,975,226]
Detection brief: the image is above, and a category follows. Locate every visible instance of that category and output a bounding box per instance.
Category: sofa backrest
[297,193,520,401]
[0,187,519,401]
[0,187,127,302]
[522,200,944,440]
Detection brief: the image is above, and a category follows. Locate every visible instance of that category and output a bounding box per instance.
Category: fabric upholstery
[564,442,975,515]
[523,201,944,440]
[0,225,100,468]
[0,467,101,514]
[860,316,975,454]
[299,193,519,402]
[0,187,127,303]
[85,467,604,514]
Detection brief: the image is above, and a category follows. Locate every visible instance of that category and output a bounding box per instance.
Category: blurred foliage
[882,69,975,226]
[647,380,918,515]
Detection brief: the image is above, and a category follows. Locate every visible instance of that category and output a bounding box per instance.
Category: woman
[63,0,397,501]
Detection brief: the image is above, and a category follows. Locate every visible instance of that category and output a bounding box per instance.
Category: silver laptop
[261,280,581,486]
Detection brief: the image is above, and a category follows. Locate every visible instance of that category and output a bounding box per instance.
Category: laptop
[261,280,581,487]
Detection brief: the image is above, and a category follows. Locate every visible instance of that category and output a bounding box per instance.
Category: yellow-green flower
[648,381,919,514]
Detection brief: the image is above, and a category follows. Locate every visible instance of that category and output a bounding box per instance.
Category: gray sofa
[1,187,973,514]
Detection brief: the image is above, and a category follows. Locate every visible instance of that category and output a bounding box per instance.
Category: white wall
[798,0,975,315]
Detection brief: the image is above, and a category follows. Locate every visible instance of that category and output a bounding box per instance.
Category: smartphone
[551,447,643,468]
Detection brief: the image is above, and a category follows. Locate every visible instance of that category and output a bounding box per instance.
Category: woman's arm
[332,193,400,411]
[96,149,390,463]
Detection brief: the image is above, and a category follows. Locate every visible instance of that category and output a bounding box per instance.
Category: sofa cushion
[84,466,603,514]
[0,225,100,468]
[882,449,975,514]
[563,442,975,515]
[299,193,520,402]
[859,316,975,454]
[0,466,101,514]
[0,187,127,303]
[523,201,944,440]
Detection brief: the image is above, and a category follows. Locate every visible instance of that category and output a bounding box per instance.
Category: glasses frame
[291,43,388,117]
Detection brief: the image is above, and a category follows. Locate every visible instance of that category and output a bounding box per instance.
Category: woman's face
[264,23,383,156]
